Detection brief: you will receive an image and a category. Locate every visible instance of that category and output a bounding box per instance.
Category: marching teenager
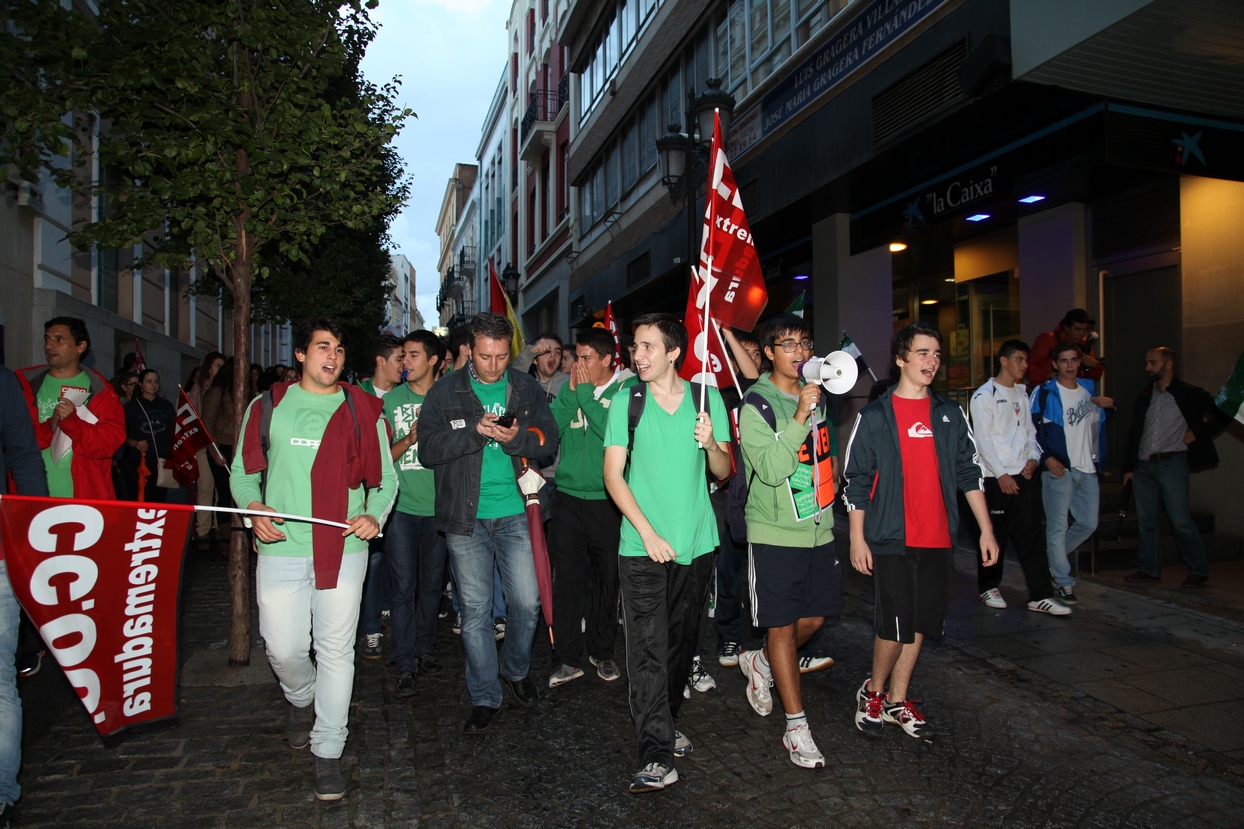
[603,313,732,793]
[737,314,841,769]
[231,319,397,801]
[843,323,998,741]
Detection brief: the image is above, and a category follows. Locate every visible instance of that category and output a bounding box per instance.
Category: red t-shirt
[892,394,951,548]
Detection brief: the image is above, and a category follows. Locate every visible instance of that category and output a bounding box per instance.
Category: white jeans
[256,552,366,759]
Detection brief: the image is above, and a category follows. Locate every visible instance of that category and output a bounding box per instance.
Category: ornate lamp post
[655,78,736,280]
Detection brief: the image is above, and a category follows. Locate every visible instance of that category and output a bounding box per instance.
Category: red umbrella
[517,427,554,644]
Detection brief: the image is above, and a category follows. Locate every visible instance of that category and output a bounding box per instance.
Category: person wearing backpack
[230,319,397,801]
[735,314,841,769]
[603,313,732,794]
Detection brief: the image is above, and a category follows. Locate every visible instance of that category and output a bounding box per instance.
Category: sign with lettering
[787,419,836,521]
[729,0,950,158]
[0,496,190,736]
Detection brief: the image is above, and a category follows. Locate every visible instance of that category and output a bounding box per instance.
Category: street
[14,546,1244,828]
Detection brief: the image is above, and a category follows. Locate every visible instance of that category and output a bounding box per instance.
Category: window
[621,118,638,193]
[749,0,770,61]
[606,142,620,209]
[591,163,605,223]
[639,93,658,173]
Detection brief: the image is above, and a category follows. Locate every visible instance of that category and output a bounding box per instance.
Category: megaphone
[796,351,858,395]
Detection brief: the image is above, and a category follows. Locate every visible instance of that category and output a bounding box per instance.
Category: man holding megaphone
[736,313,847,769]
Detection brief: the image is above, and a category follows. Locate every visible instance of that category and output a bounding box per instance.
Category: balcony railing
[521,90,556,142]
[457,248,477,274]
[557,72,569,111]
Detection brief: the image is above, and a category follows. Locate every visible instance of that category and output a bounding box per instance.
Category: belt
[1145,451,1186,462]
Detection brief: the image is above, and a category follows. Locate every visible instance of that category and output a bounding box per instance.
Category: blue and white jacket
[1030,378,1111,472]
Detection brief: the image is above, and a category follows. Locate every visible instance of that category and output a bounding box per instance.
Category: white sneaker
[689,656,716,692]
[798,655,835,674]
[979,588,1007,609]
[673,729,693,757]
[782,723,825,769]
[739,650,773,717]
[1028,598,1072,616]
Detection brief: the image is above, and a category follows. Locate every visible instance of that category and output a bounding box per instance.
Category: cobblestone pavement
[13,546,1244,828]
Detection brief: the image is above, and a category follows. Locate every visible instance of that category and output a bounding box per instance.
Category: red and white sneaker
[854,678,884,737]
[881,698,934,741]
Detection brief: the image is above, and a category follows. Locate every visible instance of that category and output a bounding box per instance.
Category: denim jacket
[418,366,559,535]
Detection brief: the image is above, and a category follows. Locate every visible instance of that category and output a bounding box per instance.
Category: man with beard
[1122,347,1230,587]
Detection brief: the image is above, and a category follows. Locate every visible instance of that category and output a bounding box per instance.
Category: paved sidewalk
[13,547,1244,827]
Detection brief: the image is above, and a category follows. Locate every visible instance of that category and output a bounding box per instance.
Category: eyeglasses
[774,339,813,353]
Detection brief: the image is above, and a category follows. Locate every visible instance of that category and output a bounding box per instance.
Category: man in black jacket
[419,314,558,734]
[1122,347,1230,588]
[843,323,998,742]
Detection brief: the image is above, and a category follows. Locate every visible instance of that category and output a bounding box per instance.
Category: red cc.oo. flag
[0,496,191,736]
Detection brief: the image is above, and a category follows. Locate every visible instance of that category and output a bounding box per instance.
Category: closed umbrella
[136,451,151,502]
[516,426,554,644]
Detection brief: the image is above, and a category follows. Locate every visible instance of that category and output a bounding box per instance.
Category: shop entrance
[893,270,1020,409]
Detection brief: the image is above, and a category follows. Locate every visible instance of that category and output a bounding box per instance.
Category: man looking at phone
[419,314,559,734]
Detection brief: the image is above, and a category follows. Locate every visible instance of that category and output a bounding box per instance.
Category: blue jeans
[256,552,367,759]
[1134,454,1208,578]
[0,561,21,806]
[360,537,390,637]
[1042,467,1099,588]
[445,515,540,708]
[386,511,448,673]
[450,566,507,619]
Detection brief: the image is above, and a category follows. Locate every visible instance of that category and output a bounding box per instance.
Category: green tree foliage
[1,0,413,664]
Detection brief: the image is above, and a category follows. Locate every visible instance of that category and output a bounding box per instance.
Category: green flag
[785,292,805,318]
[1216,348,1244,425]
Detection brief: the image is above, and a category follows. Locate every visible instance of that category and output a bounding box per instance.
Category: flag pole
[700,256,711,414]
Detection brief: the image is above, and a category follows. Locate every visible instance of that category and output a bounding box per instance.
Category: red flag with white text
[680,269,736,391]
[133,339,146,373]
[603,301,624,369]
[168,387,213,486]
[698,111,767,332]
[0,496,191,736]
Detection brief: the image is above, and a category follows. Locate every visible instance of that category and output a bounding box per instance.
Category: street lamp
[655,79,736,288]
[501,263,519,300]
[656,78,736,202]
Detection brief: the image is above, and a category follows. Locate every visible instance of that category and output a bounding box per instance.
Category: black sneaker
[287,703,314,749]
[418,655,443,675]
[362,633,382,659]
[1055,585,1078,605]
[313,756,346,801]
[395,671,417,699]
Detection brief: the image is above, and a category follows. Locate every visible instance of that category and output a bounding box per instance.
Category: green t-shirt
[383,383,435,517]
[36,371,89,498]
[604,380,729,563]
[470,374,524,519]
[230,384,398,556]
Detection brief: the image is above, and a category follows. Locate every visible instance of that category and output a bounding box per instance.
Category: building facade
[435,163,480,329]
[476,71,512,317]
[557,0,1244,534]
[383,254,423,336]
[510,0,576,337]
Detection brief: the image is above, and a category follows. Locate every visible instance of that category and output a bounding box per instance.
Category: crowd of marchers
[0,307,1231,813]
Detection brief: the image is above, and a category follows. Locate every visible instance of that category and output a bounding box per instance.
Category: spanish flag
[489,260,526,360]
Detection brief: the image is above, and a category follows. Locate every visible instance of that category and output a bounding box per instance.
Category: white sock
[786,711,807,731]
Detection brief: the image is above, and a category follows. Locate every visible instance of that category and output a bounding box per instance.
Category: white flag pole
[701,256,711,414]
[192,504,353,530]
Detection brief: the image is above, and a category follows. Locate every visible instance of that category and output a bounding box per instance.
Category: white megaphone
[796,351,859,394]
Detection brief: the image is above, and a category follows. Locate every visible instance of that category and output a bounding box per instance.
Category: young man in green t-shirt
[358,334,404,659]
[737,313,841,769]
[382,330,449,697]
[547,327,634,688]
[603,313,732,794]
[231,319,396,801]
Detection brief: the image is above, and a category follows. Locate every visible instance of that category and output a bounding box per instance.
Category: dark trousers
[385,511,448,673]
[975,474,1052,601]
[618,552,713,768]
[548,493,621,667]
[711,488,747,649]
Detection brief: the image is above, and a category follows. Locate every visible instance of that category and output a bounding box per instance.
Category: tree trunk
[227,232,255,667]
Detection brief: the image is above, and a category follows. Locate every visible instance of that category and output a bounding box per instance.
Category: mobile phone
[495,412,517,428]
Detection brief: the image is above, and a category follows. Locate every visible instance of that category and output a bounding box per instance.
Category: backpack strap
[625,383,647,480]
